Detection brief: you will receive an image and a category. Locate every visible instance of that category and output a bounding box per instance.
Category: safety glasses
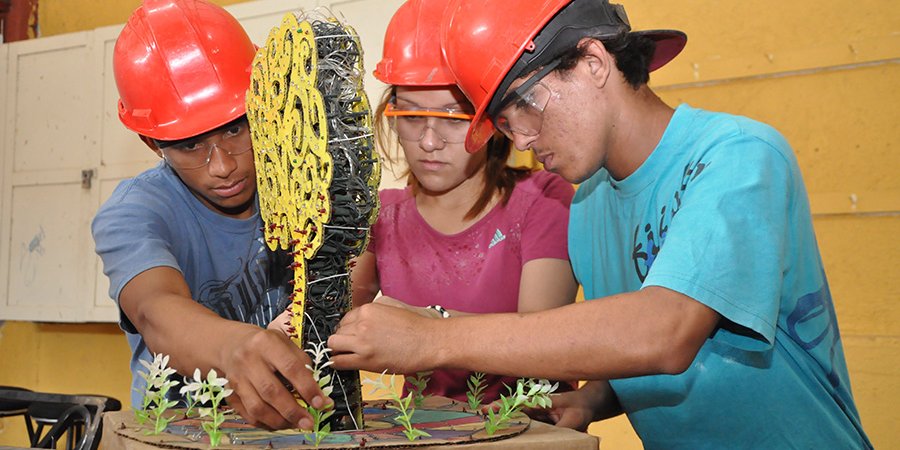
[157,118,253,170]
[492,58,562,140]
[384,103,475,144]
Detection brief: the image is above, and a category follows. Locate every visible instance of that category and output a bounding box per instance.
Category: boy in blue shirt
[92,0,325,430]
[329,0,871,447]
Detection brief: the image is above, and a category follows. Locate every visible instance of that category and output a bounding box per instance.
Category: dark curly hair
[555,31,657,89]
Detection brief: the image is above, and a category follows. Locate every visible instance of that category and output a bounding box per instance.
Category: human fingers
[267,309,292,333]
[327,332,355,354]
[335,306,360,330]
[522,405,560,424]
[327,333,376,371]
[271,337,331,414]
[553,407,592,431]
[331,303,383,339]
[328,307,397,369]
[229,331,316,429]
[330,304,428,372]
[328,333,411,374]
[547,392,592,431]
[226,370,298,430]
[327,351,361,371]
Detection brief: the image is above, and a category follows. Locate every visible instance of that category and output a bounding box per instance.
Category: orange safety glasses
[383,103,476,120]
[384,103,475,144]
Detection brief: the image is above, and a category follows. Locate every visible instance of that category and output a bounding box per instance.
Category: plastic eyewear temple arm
[383,103,475,121]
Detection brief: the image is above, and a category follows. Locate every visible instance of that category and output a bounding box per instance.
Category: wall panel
[656,63,899,210]
[12,37,94,172]
[95,26,157,170]
[814,215,900,337]
[1,32,103,322]
[7,184,92,316]
[842,335,900,449]
[0,42,8,303]
[633,0,899,86]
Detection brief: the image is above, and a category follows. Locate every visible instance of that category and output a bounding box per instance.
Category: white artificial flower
[206,369,228,387]
[179,369,204,395]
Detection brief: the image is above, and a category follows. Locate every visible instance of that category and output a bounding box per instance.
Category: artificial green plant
[134,353,180,434]
[363,371,430,441]
[466,371,487,411]
[179,368,234,447]
[484,378,558,436]
[406,371,432,408]
[302,341,335,447]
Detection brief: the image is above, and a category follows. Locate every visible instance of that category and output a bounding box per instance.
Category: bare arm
[517,258,578,313]
[350,251,379,308]
[328,285,720,381]
[120,266,327,430]
[364,257,578,319]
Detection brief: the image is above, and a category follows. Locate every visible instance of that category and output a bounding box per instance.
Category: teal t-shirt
[569,104,871,449]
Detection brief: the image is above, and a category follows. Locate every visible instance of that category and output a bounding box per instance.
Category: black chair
[0,389,120,450]
[0,386,36,442]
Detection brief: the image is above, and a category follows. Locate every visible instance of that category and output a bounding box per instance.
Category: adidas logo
[489,229,506,249]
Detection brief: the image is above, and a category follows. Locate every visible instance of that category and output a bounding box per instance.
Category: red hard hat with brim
[441,0,687,153]
[375,0,456,86]
[114,0,256,141]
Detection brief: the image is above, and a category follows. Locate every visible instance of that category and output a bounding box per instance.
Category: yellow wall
[36,0,248,37]
[0,322,133,445]
[2,0,898,449]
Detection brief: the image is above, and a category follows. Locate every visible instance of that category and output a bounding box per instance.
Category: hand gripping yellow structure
[246,11,380,431]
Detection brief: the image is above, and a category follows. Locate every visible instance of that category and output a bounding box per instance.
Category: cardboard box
[102,409,599,450]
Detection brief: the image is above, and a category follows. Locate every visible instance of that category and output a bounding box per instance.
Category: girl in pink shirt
[350,0,579,403]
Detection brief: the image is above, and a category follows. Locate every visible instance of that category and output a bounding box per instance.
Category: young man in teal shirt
[329,0,871,447]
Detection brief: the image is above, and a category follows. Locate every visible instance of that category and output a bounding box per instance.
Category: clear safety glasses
[492,59,561,140]
[384,103,475,144]
[157,119,253,170]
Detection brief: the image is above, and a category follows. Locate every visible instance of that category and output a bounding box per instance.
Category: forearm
[120,267,258,375]
[130,293,259,374]
[121,267,324,430]
[433,287,718,380]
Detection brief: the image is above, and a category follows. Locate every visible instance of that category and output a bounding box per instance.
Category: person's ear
[578,38,612,89]
[139,135,164,158]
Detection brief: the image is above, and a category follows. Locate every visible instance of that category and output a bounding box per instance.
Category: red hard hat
[374,0,454,86]
[441,0,686,152]
[114,0,256,141]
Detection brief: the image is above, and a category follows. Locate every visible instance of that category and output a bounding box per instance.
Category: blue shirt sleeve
[642,133,794,351]
[91,179,182,331]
